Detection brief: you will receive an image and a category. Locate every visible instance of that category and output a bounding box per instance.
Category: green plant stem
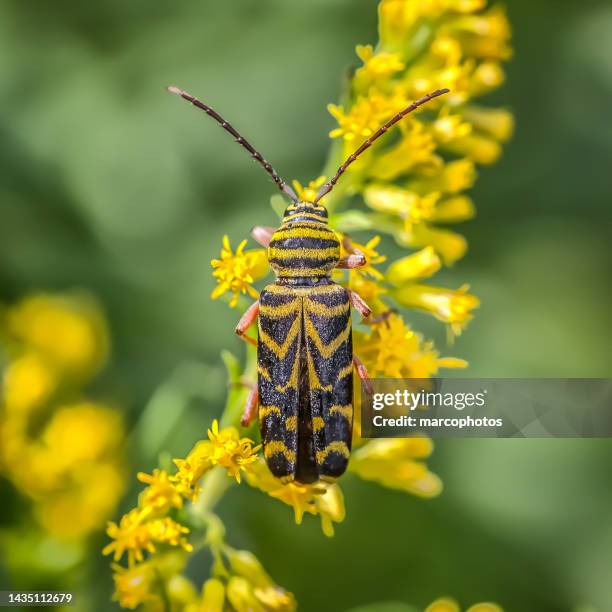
[192,467,234,517]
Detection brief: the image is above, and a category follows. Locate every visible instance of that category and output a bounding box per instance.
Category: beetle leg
[251,226,276,248]
[337,253,366,269]
[353,354,373,395]
[337,235,366,269]
[348,290,372,319]
[240,384,259,427]
[235,300,259,347]
[364,309,395,325]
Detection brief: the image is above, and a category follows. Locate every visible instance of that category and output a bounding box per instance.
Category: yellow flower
[409,158,477,197]
[292,176,325,202]
[354,44,405,91]
[111,552,190,611]
[227,548,297,611]
[166,575,199,608]
[169,421,260,499]
[428,34,463,67]
[103,509,155,565]
[350,437,442,498]
[364,184,440,232]
[313,483,346,537]
[378,0,484,53]
[245,460,345,537]
[384,249,478,339]
[111,562,159,610]
[462,105,513,141]
[207,419,261,483]
[466,604,503,612]
[378,0,418,52]
[5,293,108,378]
[442,131,503,165]
[211,235,268,308]
[41,402,123,468]
[354,313,467,379]
[427,599,460,612]
[0,291,126,546]
[2,352,57,413]
[328,90,407,141]
[426,598,503,612]
[430,195,475,223]
[0,416,28,473]
[197,578,226,612]
[386,246,441,286]
[103,509,192,566]
[172,439,215,500]
[367,120,439,180]
[430,110,472,144]
[35,461,125,539]
[146,518,193,552]
[226,576,266,612]
[245,460,317,524]
[391,283,480,337]
[409,223,468,265]
[407,65,469,106]
[254,586,297,611]
[138,469,184,516]
[470,61,505,96]
[0,395,125,539]
[446,5,512,60]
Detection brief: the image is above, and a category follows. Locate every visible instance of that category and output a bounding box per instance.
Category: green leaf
[330,210,403,238]
[329,210,375,232]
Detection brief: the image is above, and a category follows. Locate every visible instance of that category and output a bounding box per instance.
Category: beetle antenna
[314,88,450,204]
[167,86,298,202]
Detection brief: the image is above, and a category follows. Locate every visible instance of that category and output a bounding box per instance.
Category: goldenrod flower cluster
[105,411,448,608]
[103,421,262,566]
[0,293,125,551]
[106,0,512,608]
[324,0,511,340]
[104,421,293,610]
[173,420,261,495]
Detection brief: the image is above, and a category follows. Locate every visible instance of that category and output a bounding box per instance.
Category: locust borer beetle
[168,84,448,483]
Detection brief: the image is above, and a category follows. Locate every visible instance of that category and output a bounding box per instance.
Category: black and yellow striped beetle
[168,85,448,484]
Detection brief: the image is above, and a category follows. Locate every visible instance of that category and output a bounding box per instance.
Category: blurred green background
[1,0,611,611]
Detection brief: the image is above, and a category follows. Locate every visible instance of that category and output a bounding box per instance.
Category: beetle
[168,85,448,483]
